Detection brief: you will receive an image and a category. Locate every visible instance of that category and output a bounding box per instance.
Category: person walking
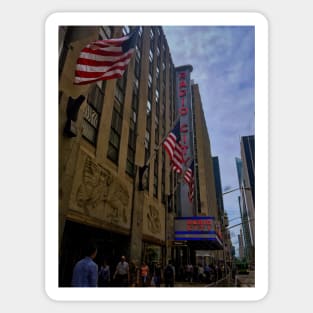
[164,260,175,287]
[140,261,149,287]
[153,262,162,287]
[186,263,193,284]
[198,264,205,282]
[113,255,129,287]
[71,241,98,287]
[98,259,110,287]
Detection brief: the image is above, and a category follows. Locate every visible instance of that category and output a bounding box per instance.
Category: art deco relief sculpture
[76,157,112,213]
[105,180,129,224]
[147,205,161,234]
[76,156,130,225]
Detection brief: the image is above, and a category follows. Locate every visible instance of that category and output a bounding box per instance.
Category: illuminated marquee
[174,216,219,240]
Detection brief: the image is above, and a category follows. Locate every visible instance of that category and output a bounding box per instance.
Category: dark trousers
[165,279,174,287]
[115,274,128,287]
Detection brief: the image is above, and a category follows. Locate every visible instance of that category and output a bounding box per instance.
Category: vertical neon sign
[175,65,194,216]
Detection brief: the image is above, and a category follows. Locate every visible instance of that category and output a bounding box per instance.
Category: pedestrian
[98,259,110,287]
[129,260,139,287]
[164,260,175,287]
[186,263,193,283]
[153,262,162,287]
[71,241,98,287]
[113,255,129,287]
[204,264,210,283]
[198,264,205,282]
[140,261,149,287]
[209,263,216,283]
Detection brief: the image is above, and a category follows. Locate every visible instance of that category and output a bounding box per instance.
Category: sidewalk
[159,281,208,287]
[235,271,255,287]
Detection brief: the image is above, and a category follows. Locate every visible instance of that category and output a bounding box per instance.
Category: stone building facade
[59,25,177,286]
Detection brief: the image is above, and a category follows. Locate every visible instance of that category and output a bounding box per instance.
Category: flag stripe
[78,49,134,64]
[163,134,177,158]
[75,62,129,78]
[73,69,125,85]
[84,45,123,52]
[81,47,124,57]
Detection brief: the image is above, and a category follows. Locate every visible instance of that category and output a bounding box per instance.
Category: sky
[163,26,255,256]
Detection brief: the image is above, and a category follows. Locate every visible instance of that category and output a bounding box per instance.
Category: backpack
[164,265,174,279]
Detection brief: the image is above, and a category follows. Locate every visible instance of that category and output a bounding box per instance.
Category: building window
[109,72,127,161]
[145,130,150,162]
[136,47,141,63]
[122,26,130,36]
[150,28,154,40]
[156,66,160,81]
[126,86,139,177]
[107,101,123,164]
[147,99,152,115]
[162,62,166,83]
[148,73,153,89]
[115,72,127,105]
[134,77,139,90]
[155,118,159,145]
[99,26,111,40]
[155,88,159,104]
[149,49,154,63]
[135,62,141,82]
[82,82,105,145]
[153,157,158,198]
[126,127,136,177]
[162,150,166,204]
[146,100,152,131]
[138,26,143,37]
[135,44,141,80]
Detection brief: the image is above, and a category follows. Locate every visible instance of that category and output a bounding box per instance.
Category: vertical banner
[175,65,194,216]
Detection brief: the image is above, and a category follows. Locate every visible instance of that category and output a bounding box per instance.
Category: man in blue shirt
[71,241,98,287]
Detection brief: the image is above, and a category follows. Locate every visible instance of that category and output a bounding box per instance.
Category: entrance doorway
[59,220,130,287]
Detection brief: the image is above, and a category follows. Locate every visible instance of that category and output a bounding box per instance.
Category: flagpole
[144,114,181,168]
[138,115,181,190]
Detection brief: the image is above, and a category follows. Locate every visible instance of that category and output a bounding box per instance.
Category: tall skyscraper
[236,135,255,265]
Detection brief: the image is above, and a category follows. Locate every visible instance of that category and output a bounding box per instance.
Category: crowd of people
[180,262,227,284]
[70,242,176,287]
[71,241,227,287]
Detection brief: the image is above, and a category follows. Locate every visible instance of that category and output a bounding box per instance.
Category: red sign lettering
[179,72,187,80]
[180,124,188,133]
[178,107,188,115]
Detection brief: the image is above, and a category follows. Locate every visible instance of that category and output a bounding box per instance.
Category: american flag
[74,27,139,85]
[184,160,194,203]
[163,121,183,174]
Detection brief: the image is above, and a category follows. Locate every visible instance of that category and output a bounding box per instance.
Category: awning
[174,216,224,250]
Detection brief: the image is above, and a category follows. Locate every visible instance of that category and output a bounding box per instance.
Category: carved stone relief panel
[146,205,161,235]
[73,154,130,228]
[105,179,130,225]
[76,156,112,213]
